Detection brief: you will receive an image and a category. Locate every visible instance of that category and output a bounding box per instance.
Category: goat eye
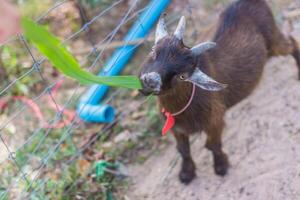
[179,74,187,80]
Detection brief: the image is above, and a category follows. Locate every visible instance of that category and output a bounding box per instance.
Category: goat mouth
[139,89,160,96]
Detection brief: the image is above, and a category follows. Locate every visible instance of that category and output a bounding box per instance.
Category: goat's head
[139,16,226,96]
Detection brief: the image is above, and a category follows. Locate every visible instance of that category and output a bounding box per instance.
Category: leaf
[77,159,91,176]
[21,18,142,89]
[95,160,118,179]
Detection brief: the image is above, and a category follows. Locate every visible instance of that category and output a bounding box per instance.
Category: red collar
[161,83,196,136]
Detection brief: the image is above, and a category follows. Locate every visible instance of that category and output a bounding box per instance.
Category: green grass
[21,18,142,90]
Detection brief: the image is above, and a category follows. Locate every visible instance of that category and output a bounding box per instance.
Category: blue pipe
[77,0,171,123]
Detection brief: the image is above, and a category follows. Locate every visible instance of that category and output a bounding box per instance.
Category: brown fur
[141,0,300,184]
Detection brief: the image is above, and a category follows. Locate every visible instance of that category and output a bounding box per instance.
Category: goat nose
[140,72,162,92]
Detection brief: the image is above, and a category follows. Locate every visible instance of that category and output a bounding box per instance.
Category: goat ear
[155,17,168,44]
[191,42,216,56]
[186,68,227,91]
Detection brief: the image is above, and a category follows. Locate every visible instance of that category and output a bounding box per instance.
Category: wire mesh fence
[1,0,298,199]
[0,0,159,198]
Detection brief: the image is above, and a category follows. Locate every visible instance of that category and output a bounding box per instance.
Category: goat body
[140,0,300,184]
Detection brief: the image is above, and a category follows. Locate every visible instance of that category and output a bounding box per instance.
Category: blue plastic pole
[77,0,171,123]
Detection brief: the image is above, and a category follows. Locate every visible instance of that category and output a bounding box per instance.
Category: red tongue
[161,109,175,136]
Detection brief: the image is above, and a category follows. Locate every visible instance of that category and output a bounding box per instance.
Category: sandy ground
[125,0,300,197]
[126,52,300,200]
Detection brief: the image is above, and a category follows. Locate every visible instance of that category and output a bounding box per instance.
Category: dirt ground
[125,1,300,200]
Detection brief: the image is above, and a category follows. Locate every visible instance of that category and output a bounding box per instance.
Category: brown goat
[139,0,300,184]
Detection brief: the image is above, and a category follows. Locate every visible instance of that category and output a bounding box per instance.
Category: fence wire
[2,0,289,199]
[0,0,157,198]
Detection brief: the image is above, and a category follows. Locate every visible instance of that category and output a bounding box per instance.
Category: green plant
[21,18,142,90]
[0,46,40,95]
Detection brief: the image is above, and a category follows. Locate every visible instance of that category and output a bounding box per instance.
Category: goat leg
[269,27,300,80]
[205,119,229,176]
[290,36,300,80]
[173,131,196,184]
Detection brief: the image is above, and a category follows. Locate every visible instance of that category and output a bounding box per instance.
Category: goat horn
[155,17,168,44]
[191,42,217,55]
[187,68,227,91]
[174,16,186,40]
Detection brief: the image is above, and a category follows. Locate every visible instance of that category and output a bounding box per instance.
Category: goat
[139,0,300,184]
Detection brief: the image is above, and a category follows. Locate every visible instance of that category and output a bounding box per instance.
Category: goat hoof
[179,170,196,184]
[179,161,196,184]
[214,154,229,176]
